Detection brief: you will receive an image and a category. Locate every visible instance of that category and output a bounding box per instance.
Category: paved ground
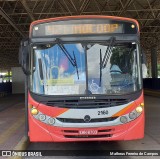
[0,94,160,159]
[0,94,25,152]
[0,94,24,112]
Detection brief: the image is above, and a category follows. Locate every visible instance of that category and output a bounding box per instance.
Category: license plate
[79,130,98,135]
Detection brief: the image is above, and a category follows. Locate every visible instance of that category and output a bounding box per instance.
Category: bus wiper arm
[99,49,102,87]
[73,51,79,79]
[99,37,116,86]
[56,38,79,79]
[56,38,75,66]
[102,37,116,69]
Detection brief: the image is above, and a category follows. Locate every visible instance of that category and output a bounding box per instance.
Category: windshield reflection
[87,43,141,94]
[32,43,86,95]
[31,42,141,95]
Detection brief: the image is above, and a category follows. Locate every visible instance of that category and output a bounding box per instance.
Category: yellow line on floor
[9,136,29,159]
[14,136,29,150]
[0,117,25,145]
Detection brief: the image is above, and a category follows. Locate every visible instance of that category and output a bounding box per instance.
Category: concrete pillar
[151,47,158,78]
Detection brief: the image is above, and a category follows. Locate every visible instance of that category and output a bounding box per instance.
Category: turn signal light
[28,104,33,109]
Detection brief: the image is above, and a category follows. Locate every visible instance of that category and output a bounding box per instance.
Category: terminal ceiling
[0,0,160,71]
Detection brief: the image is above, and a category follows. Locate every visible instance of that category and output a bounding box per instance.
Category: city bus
[19,15,144,142]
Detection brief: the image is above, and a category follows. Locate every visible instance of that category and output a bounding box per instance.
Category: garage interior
[0,0,160,157]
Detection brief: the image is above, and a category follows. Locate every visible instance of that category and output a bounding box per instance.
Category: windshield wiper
[73,51,79,79]
[56,38,79,79]
[99,49,102,87]
[102,37,116,69]
[99,37,116,86]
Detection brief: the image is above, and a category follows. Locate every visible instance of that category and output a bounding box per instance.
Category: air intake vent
[64,134,112,138]
[44,98,129,108]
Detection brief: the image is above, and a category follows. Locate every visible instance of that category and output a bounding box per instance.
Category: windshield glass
[31,42,141,95]
[87,42,141,94]
[31,43,86,95]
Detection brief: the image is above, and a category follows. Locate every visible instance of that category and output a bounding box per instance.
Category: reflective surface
[87,43,141,94]
[31,43,86,95]
[31,42,141,95]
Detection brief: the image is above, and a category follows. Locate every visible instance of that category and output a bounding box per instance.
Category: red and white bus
[19,15,144,142]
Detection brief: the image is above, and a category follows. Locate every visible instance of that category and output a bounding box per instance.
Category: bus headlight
[129,112,137,119]
[31,108,38,115]
[39,114,46,121]
[48,118,55,125]
[136,106,143,113]
[120,116,128,123]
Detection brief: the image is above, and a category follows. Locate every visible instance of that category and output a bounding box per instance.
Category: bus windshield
[31,42,141,95]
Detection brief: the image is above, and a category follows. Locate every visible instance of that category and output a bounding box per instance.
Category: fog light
[129,112,137,119]
[136,106,143,113]
[31,108,38,115]
[39,114,46,121]
[120,116,128,123]
[48,118,55,125]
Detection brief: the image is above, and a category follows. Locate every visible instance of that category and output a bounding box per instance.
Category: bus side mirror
[19,39,30,75]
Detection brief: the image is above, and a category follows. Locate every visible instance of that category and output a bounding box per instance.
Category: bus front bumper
[28,112,144,142]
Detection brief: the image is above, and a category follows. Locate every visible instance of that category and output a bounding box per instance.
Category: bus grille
[63,129,113,133]
[56,117,118,123]
[45,98,129,108]
[64,134,112,138]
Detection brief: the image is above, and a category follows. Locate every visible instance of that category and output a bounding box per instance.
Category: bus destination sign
[44,23,123,35]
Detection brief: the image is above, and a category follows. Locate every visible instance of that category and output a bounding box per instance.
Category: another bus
[19,15,144,142]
